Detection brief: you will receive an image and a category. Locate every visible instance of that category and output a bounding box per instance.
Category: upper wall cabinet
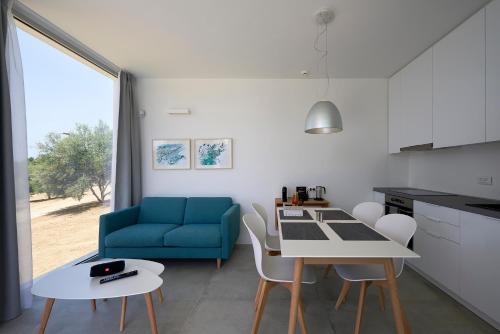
[433,9,486,148]
[401,48,433,148]
[486,0,500,142]
[388,49,432,153]
[388,72,403,153]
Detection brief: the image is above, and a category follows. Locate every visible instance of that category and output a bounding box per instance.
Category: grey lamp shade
[304,101,343,134]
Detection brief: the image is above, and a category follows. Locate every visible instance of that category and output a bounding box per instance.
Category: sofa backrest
[184,197,233,224]
[138,197,187,224]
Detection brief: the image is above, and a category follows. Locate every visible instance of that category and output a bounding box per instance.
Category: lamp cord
[313,17,330,99]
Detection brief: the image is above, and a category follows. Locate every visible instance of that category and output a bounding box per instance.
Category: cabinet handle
[423,215,442,222]
[420,227,459,245]
[421,227,441,239]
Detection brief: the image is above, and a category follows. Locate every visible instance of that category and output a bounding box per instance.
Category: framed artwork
[152,139,191,169]
[194,138,233,169]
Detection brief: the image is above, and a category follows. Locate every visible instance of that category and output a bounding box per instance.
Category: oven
[384,194,414,249]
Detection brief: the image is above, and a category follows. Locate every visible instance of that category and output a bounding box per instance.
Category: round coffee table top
[31,261,163,300]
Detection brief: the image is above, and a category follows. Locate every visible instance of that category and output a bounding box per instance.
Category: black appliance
[384,194,414,249]
[90,260,125,277]
[282,186,288,202]
[296,186,308,201]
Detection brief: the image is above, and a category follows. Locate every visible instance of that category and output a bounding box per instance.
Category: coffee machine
[296,186,308,202]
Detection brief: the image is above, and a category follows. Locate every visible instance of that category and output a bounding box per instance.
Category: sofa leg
[217,258,222,270]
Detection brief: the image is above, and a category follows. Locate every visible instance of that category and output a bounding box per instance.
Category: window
[18,24,115,278]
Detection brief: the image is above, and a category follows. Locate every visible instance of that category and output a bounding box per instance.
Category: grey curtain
[0,0,21,321]
[114,71,142,209]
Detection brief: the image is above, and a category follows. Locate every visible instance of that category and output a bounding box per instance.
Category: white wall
[408,141,500,199]
[136,78,401,243]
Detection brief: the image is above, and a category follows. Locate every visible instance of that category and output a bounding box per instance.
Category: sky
[17,27,114,158]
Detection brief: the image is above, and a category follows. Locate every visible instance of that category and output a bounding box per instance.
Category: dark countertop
[373,187,500,220]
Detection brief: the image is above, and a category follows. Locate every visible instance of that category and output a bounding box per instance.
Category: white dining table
[277,207,419,334]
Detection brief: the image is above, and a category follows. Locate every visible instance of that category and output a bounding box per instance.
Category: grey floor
[0,245,497,334]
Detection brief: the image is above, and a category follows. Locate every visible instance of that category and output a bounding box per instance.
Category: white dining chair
[352,202,385,227]
[334,214,417,334]
[252,203,281,253]
[243,213,316,334]
[323,201,385,278]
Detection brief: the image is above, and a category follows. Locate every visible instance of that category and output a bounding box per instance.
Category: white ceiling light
[305,9,343,134]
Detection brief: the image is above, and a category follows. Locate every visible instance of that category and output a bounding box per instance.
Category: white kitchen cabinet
[410,203,461,294]
[388,72,403,153]
[372,191,385,205]
[486,0,500,142]
[388,48,433,153]
[460,211,500,324]
[400,48,433,148]
[433,9,486,148]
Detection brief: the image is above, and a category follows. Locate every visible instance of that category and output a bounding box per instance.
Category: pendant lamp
[305,9,343,134]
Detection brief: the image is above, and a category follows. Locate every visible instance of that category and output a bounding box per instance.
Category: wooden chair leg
[378,286,386,311]
[90,299,96,312]
[354,282,369,334]
[38,298,55,334]
[255,278,264,311]
[120,296,127,332]
[157,287,164,304]
[323,264,332,278]
[252,280,272,334]
[335,280,352,310]
[297,300,308,334]
[217,258,222,270]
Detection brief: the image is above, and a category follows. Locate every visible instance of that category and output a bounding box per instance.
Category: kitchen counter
[373,187,500,220]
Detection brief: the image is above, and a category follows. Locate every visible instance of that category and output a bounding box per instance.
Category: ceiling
[20,0,490,78]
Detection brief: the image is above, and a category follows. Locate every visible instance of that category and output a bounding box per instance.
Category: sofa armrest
[98,205,140,257]
[220,204,240,259]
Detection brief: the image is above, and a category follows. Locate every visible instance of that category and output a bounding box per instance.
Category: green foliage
[28,121,112,203]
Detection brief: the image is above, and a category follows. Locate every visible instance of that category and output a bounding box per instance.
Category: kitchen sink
[466,203,500,212]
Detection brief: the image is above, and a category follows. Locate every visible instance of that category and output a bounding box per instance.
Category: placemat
[279,210,313,220]
[327,223,388,241]
[281,223,329,240]
[316,210,356,220]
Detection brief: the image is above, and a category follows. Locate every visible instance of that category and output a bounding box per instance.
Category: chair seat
[105,224,179,248]
[263,256,316,284]
[163,224,221,248]
[335,260,403,282]
[265,235,281,252]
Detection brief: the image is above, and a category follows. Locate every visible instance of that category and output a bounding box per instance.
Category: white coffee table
[98,259,165,331]
[32,260,163,334]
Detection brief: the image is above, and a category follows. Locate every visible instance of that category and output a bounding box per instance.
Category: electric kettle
[315,186,326,200]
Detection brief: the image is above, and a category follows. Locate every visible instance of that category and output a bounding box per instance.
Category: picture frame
[194,138,233,169]
[152,139,191,170]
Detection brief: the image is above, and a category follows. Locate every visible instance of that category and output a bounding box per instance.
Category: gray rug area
[0,245,496,334]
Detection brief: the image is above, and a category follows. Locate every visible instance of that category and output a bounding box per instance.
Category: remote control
[99,270,138,284]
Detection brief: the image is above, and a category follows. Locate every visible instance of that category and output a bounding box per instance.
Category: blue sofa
[98,197,240,267]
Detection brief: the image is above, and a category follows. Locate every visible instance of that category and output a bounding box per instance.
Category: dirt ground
[30,192,109,277]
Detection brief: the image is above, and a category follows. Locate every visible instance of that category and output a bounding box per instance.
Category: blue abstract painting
[195,139,232,169]
[153,139,190,169]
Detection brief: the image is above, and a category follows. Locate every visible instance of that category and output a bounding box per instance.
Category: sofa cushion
[184,197,232,224]
[106,224,179,248]
[163,224,221,248]
[138,197,187,224]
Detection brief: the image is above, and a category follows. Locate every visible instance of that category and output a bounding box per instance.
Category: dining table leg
[38,298,55,334]
[288,257,304,334]
[144,292,159,334]
[384,259,409,334]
